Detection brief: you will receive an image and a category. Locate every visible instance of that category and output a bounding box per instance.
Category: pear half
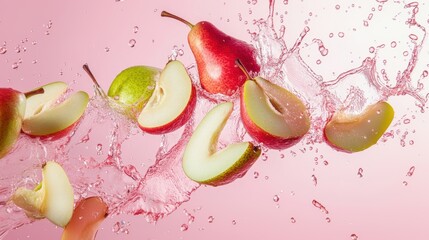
[62,196,108,240]
[22,82,89,137]
[138,60,196,134]
[183,102,261,186]
[12,161,74,227]
[324,101,394,152]
[241,77,310,149]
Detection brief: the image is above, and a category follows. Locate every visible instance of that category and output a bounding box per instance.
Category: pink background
[1,0,429,239]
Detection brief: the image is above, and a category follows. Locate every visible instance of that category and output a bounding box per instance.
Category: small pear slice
[183,102,261,186]
[324,101,394,152]
[138,60,196,134]
[12,161,74,227]
[22,82,89,137]
[62,197,108,240]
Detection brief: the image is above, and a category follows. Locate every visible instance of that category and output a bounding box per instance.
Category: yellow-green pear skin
[108,66,160,111]
[324,101,394,152]
[0,88,26,159]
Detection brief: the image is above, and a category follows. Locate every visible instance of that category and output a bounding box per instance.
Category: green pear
[83,64,159,117]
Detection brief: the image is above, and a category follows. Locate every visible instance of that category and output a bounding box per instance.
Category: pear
[22,82,89,138]
[108,66,159,111]
[83,64,158,117]
[236,60,310,149]
[183,102,261,186]
[0,88,43,159]
[12,161,74,227]
[161,11,260,96]
[324,101,394,152]
[62,197,108,240]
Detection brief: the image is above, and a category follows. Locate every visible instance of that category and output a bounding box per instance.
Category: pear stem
[161,11,194,28]
[82,64,107,98]
[235,59,253,81]
[24,88,45,98]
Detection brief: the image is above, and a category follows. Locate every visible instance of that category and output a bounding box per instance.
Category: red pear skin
[0,88,26,159]
[62,197,108,240]
[140,84,197,134]
[161,11,260,96]
[189,22,260,96]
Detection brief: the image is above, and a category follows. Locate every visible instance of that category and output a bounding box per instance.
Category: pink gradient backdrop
[1,0,429,239]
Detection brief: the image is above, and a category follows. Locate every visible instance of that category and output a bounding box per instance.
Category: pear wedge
[22,82,89,137]
[183,102,261,186]
[324,101,394,152]
[62,197,108,240]
[12,161,74,227]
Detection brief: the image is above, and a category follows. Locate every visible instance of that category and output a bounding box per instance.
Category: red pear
[161,11,260,96]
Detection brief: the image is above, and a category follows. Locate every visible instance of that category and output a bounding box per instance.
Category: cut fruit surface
[324,101,394,152]
[12,161,74,227]
[183,102,261,186]
[138,60,196,134]
[22,91,89,136]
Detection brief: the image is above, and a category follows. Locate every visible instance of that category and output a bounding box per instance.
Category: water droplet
[309,174,317,187]
[208,216,214,223]
[232,220,237,225]
[273,195,280,202]
[290,217,296,223]
[409,34,418,41]
[283,0,288,4]
[279,153,285,159]
[316,59,322,65]
[335,5,340,10]
[312,200,329,214]
[403,118,411,124]
[351,233,359,240]
[325,217,331,223]
[253,171,259,179]
[369,46,375,53]
[357,168,364,178]
[133,26,139,33]
[180,224,188,231]
[105,47,110,52]
[406,166,415,177]
[323,160,329,166]
[403,181,408,186]
[391,41,397,48]
[128,39,136,48]
[403,51,409,56]
[251,0,257,5]
[0,47,6,54]
[329,33,334,38]
[338,32,345,38]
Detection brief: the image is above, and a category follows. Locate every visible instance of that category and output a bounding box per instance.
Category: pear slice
[138,60,196,134]
[62,197,108,240]
[237,59,310,149]
[22,82,89,137]
[12,161,74,227]
[324,101,394,152]
[183,102,261,186]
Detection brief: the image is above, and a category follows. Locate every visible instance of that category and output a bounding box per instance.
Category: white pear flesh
[12,161,74,227]
[24,82,68,119]
[138,60,194,130]
[183,102,261,186]
[22,91,89,136]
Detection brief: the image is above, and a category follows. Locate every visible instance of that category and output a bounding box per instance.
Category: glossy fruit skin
[108,66,159,111]
[189,22,260,96]
[0,88,26,159]
[140,85,197,134]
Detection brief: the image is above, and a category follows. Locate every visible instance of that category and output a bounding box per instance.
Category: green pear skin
[0,88,26,159]
[108,66,160,111]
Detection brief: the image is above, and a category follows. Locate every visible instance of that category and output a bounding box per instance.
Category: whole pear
[161,11,260,96]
